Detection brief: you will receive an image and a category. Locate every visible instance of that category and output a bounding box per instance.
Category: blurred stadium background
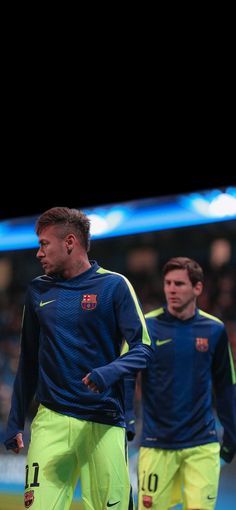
[0,186,235,509]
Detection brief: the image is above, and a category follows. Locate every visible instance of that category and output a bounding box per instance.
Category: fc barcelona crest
[81,294,97,310]
[143,495,153,508]
[24,490,34,507]
[195,337,209,352]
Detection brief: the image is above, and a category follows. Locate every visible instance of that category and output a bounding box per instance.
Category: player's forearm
[89,344,152,392]
[216,384,236,458]
[4,361,37,447]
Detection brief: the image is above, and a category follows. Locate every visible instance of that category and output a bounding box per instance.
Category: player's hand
[82,373,100,393]
[220,443,235,463]
[12,433,24,454]
[126,419,136,441]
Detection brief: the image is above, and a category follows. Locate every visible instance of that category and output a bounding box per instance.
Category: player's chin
[169,303,180,311]
[172,300,183,308]
[42,265,53,276]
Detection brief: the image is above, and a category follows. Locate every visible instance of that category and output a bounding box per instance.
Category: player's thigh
[25,405,80,510]
[138,447,181,510]
[170,469,183,508]
[181,443,220,510]
[81,423,132,510]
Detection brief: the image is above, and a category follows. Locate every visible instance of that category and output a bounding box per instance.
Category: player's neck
[61,257,91,280]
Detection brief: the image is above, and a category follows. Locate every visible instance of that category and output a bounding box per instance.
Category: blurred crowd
[0,221,236,450]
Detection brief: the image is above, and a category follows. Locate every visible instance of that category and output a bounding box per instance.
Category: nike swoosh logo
[107,501,120,507]
[156,339,172,346]
[39,299,56,308]
[207,496,216,500]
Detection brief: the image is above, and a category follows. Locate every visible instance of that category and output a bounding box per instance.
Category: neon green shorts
[138,443,220,510]
[24,404,133,510]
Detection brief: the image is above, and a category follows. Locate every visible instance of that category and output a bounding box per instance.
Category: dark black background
[2,39,234,221]
[0,174,233,221]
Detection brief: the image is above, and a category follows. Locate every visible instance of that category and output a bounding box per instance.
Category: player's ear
[65,234,75,253]
[194,281,203,297]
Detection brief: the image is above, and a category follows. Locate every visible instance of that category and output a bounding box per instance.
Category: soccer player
[4,207,153,510]
[126,257,236,510]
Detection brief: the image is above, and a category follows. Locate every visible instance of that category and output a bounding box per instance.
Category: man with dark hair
[4,207,153,510]
[126,257,236,510]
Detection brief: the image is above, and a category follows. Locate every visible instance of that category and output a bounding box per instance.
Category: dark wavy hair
[36,207,91,252]
[162,257,204,286]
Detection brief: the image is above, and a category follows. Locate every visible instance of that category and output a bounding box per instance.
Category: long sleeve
[124,375,137,440]
[4,289,40,448]
[212,328,236,462]
[89,277,153,391]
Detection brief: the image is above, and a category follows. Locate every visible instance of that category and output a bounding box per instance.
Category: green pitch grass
[0,493,83,510]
